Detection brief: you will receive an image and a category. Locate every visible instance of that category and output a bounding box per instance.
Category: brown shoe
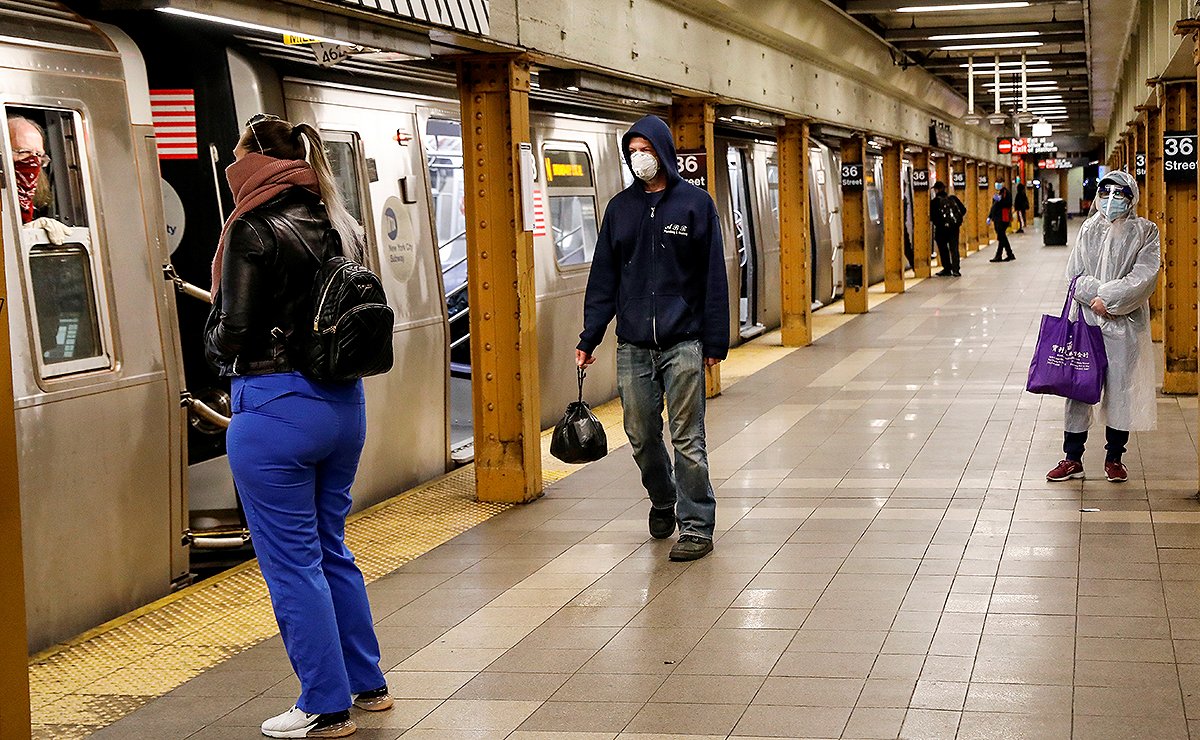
[1104,461,1128,483]
[1046,459,1084,481]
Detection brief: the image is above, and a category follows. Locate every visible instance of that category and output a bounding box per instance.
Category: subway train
[2,4,910,651]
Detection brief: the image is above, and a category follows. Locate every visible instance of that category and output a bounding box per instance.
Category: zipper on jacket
[649,203,658,346]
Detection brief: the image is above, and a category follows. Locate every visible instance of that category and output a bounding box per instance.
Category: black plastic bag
[550,368,607,464]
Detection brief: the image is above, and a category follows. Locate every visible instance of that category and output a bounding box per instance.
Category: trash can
[1043,198,1068,246]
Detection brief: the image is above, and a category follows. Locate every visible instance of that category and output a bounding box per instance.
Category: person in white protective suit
[1047,170,1161,484]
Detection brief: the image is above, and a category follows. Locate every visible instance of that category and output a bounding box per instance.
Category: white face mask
[630,150,659,182]
[1100,195,1131,220]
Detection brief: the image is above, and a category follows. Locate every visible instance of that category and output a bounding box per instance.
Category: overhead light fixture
[899,2,1031,11]
[960,60,1050,68]
[941,42,1043,51]
[155,7,355,45]
[1034,118,1057,134]
[931,31,1039,40]
[1000,96,1063,102]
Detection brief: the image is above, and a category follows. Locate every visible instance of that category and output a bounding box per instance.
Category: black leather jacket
[204,188,333,376]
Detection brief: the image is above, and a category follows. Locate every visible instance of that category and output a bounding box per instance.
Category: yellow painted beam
[841,135,869,314]
[1140,101,1166,343]
[963,160,978,257]
[670,96,723,397]
[457,55,544,503]
[0,169,31,740]
[912,148,932,279]
[778,120,812,347]
[883,144,904,293]
[1160,76,1198,395]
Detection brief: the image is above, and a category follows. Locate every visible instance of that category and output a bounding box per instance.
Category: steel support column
[1140,100,1166,343]
[964,160,978,256]
[457,55,543,503]
[0,185,30,739]
[883,144,905,293]
[778,120,812,346]
[912,148,932,278]
[841,135,870,314]
[670,96,722,397]
[1160,75,1198,395]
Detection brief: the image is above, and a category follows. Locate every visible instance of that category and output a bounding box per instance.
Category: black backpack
[266,213,395,382]
[939,196,963,228]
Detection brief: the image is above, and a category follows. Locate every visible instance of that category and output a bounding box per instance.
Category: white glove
[27,217,71,245]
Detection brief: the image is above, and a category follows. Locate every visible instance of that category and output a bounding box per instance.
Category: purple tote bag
[1026,274,1108,404]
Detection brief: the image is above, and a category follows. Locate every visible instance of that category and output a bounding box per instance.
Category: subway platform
[54,224,1200,739]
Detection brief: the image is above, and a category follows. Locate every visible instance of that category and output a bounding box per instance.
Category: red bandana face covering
[13,157,41,223]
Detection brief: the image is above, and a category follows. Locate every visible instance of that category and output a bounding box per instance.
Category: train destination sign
[911,168,929,189]
[544,148,594,188]
[1163,131,1197,183]
[842,162,864,190]
[676,149,708,190]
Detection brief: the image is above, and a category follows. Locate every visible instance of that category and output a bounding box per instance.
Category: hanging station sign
[978,175,990,188]
[911,168,930,189]
[952,171,966,189]
[841,162,864,190]
[1135,152,1147,179]
[997,137,1059,155]
[1037,158,1074,169]
[1163,131,1197,183]
[675,149,708,190]
[929,119,954,149]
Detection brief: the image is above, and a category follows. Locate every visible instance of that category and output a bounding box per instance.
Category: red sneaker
[1046,460,1084,481]
[1104,461,1128,483]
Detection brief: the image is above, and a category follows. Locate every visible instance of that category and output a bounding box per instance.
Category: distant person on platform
[576,114,729,562]
[1014,181,1030,233]
[7,115,69,242]
[1046,171,1160,484]
[931,181,966,277]
[988,183,1015,262]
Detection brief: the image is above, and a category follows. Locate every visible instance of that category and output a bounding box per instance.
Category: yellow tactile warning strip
[27,275,922,739]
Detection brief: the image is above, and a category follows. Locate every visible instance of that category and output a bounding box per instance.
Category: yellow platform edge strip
[28,276,920,738]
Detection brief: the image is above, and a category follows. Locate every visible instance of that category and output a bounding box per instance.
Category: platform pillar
[670,96,722,397]
[457,55,543,503]
[841,135,869,314]
[963,160,978,257]
[883,143,905,293]
[1141,99,1166,343]
[1159,74,1198,395]
[778,120,812,346]
[912,148,932,278]
[0,175,30,739]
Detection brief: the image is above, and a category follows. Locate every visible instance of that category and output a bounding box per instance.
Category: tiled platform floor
[94,225,1200,739]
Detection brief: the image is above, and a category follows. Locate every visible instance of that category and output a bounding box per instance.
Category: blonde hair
[239,118,365,258]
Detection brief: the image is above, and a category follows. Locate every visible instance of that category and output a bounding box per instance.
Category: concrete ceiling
[833,0,1098,140]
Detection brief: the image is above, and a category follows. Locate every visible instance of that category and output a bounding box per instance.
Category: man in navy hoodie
[576,114,729,562]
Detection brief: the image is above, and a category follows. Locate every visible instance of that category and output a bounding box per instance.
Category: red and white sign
[150,89,198,160]
[532,187,547,237]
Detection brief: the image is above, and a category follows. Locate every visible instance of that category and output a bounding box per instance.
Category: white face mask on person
[630,151,660,182]
[1099,195,1131,220]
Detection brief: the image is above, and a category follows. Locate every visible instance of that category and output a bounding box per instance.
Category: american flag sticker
[532,187,547,237]
[149,89,198,160]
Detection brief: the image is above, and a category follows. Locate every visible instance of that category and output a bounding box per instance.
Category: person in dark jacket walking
[576,114,730,562]
[988,183,1015,262]
[205,115,391,739]
[1014,181,1030,233]
[930,181,966,277]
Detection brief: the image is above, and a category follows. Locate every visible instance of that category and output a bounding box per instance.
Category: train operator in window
[576,114,730,563]
[7,115,69,243]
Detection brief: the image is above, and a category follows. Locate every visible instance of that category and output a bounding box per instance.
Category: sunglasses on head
[246,113,281,128]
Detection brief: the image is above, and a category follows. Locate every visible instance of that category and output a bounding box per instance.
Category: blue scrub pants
[227,373,386,714]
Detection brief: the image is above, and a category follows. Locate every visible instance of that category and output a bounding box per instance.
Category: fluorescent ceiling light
[960,60,1050,68]
[941,41,1043,50]
[899,2,1031,11]
[1000,97,1063,104]
[155,7,354,45]
[931,31,1039,40]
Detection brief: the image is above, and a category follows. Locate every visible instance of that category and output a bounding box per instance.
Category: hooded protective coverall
[1063,171,1160,443]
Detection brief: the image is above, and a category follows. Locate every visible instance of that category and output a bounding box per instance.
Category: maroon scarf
[211,152,320,291]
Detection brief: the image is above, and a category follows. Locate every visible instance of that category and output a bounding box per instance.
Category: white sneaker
[260,705,356,738]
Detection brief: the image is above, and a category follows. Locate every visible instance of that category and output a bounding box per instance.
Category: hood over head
[621,115,679,184]
[1097,170,1139,206]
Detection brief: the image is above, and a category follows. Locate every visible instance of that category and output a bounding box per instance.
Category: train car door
[722,144,765,340]
[865,154,885,285]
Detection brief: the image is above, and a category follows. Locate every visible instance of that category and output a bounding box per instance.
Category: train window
[543,145,599,268]
[423,118,467,293]
[28,246,103,367]
[5,107,88,227]
[321,131,365,225]
[766,161,780,227]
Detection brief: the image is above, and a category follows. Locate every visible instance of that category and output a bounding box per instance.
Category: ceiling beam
[845,0,1070,11]
[892,35,1084,51]
[883,21,1081,41]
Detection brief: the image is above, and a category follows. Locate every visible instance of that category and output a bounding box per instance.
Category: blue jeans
[617,340,716,539]
[227,373,386,714]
